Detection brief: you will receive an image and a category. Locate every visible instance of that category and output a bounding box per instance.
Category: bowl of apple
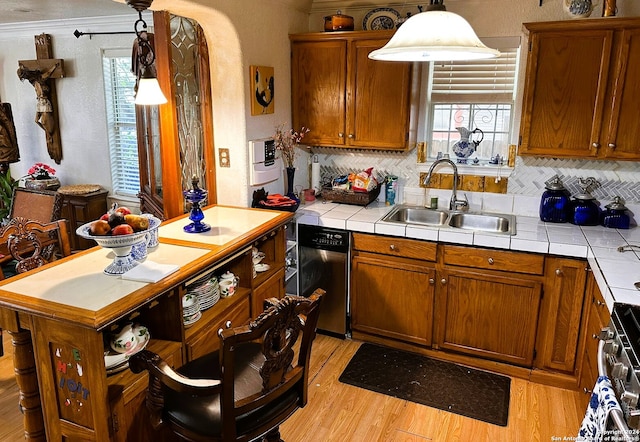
[76,204,161,275]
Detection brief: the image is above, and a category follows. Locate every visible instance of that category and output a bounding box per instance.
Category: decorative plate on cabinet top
[363,7,401,30]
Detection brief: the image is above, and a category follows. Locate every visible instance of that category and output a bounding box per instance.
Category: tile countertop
[295,200,640,312]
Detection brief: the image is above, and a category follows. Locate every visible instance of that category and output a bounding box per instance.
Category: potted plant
[274,123,309,198]
[0,169,18,223]
[24,162,60,191]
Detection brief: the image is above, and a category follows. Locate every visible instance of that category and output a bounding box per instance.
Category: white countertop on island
[295,200,640,312]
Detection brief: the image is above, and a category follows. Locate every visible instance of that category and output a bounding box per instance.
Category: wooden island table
[0,205,293,441]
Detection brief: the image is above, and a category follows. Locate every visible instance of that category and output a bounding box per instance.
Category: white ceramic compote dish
[76,216,161,275]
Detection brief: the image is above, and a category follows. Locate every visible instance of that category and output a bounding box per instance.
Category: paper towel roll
[311,160,321,193]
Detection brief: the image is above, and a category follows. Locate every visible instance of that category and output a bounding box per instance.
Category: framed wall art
[250,65,275,115]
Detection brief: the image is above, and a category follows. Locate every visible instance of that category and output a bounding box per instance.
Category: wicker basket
[320,185,381,206]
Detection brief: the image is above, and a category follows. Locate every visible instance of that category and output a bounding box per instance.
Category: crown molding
[0,13,152,38]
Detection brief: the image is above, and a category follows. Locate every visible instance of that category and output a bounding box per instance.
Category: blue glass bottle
[539,176,570,223]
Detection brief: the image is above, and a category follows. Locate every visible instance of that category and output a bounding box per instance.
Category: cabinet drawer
[186,297,250,361]
[352,233,437,261]
[443,245,544,275]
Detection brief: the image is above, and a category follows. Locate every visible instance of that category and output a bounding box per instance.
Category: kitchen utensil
[539,175,571,223]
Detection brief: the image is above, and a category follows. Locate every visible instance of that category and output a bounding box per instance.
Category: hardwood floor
[0,331,585,441]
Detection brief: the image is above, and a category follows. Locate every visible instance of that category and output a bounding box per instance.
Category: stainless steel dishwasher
[298,224,349,337]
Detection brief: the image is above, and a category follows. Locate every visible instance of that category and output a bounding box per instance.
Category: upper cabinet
[291,31,415,151]
[519,18,640,160]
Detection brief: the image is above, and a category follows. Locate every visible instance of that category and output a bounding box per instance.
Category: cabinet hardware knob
[555,269,562,276]
[592,142,600,148]
[592,334,599,339]
[595,300,604,306]
[389,244,395,251]
[488,257,494,265]
[583,387,593,394]
[429,278,435,284]
[608,143,616,149]
[338,133,344,138]
[441,278,447,285]
[348,134,354,139]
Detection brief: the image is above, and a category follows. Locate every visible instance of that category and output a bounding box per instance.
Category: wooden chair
[0,217,71,275]
[129,289,325,442]
[9,187,63,223]
[0,217,71,356]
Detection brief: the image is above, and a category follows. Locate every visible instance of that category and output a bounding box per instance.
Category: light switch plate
[219,148,230,167]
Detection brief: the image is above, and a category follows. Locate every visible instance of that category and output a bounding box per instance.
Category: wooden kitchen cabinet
[519,18,640,160]
[577,271,610,415]
[534,257,588,376]
[290,31,414,150]
[351,233,436,347]
[436,245,544,367]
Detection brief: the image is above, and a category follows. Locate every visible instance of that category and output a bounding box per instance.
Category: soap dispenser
[539,175,571,223]
[601,196,631,229]
[570,177,600,226]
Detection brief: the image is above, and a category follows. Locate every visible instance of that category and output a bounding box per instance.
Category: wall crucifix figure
[17,33,65,164]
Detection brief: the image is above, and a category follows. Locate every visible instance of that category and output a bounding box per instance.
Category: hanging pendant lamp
[126,0,167,105]
[368,9,500,62]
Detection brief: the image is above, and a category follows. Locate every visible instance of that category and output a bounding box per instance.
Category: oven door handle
[598,339,635,442]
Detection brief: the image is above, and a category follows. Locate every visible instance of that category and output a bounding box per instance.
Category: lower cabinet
[434,267,542,367]
[577,271,610,415]
[351,254,435,347]
[535,257,588,374]
[252,268,285,316]
[350,233,595,388]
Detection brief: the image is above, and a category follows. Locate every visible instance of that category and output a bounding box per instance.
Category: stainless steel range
[600,303,640,440]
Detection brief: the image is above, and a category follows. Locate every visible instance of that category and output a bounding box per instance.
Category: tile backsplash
[312,147,640,205]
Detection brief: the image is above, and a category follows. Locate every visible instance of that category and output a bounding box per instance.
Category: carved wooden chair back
[0,217,71,274]
[9,187,63,223]
[129,289,325,442]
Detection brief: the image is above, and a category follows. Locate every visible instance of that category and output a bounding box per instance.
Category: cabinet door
[536,258,587,373]
[291,40,347,146]
[603,27,640,159]
[519,28,613,158]
[435,269,542,367]
[351,255,435,347]
[347,39,411,150]
[252,267,285,317]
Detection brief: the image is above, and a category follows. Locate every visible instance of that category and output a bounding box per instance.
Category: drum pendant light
[126,0,167,105]
[368,9,500,62]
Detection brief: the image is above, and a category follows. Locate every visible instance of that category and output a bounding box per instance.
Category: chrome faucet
[422,158,468,211]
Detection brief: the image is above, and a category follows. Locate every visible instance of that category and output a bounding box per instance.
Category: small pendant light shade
[368,11,500,62]
[135,69,167,105]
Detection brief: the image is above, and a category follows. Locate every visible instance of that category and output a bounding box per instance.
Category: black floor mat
[339,343,510,427]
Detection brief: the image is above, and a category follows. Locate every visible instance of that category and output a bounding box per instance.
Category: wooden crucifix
[17,33,65,164]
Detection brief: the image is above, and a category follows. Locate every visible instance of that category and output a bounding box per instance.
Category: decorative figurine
[183,175,211,233]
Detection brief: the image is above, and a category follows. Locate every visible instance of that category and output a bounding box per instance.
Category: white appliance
[249,138,280,186]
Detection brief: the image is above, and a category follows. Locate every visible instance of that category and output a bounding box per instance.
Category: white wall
[0,17,135,205]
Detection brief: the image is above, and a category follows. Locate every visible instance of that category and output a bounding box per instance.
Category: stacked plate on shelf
[195,277,220,311]
[182,293,202,327]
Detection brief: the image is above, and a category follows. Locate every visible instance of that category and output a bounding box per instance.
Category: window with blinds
[426,37,521,162]
[102,50,140,196]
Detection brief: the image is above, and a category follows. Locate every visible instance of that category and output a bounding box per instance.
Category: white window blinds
[430,37,521,104]
[102,50,140,196]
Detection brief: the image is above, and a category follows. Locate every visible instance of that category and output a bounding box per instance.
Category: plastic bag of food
[352,167,377,193]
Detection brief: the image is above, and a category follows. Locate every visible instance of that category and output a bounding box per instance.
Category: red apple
[100,213,109,221]
[115,206,132,216]
[111,224,134,236]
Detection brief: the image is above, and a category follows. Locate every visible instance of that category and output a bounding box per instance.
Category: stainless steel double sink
[381,205,516,235]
